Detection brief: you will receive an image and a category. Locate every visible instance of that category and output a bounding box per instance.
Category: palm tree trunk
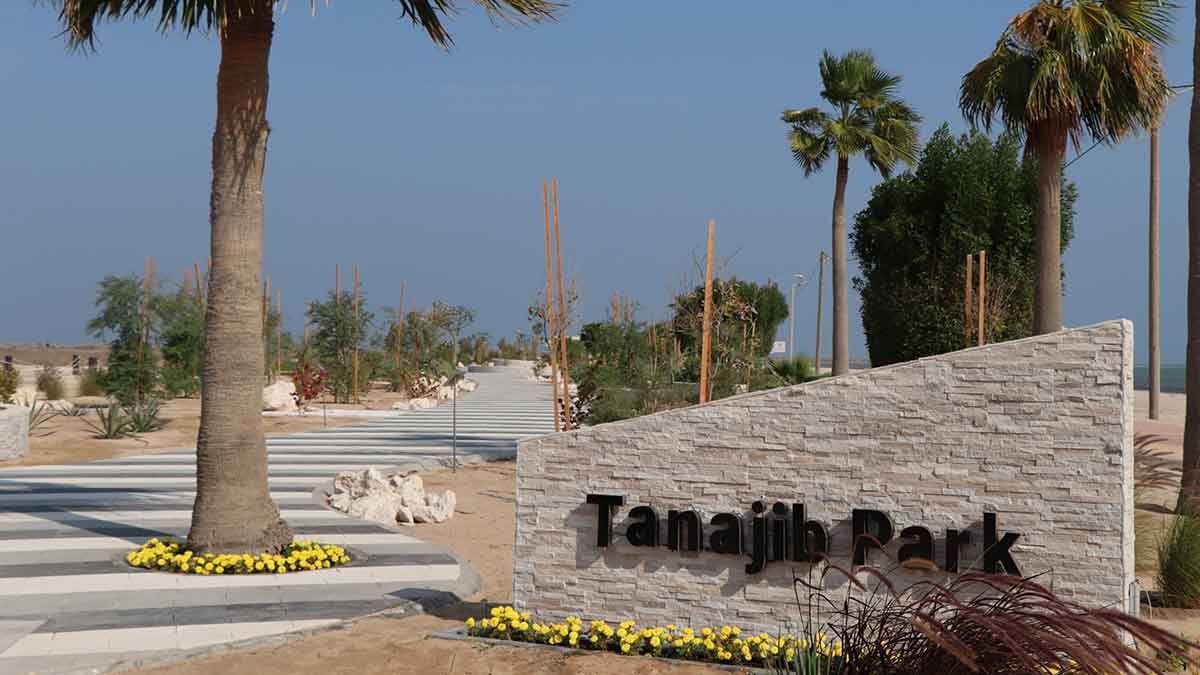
[188,5,293,554]
[1033,135,1066,335]
[1181,3,1200,511]
[831,155,850,376]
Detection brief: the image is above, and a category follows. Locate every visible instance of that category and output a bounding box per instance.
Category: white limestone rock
[262,381,298,412]
[0,406,29,461]
[327,467,456,525]
[346,491,404,526]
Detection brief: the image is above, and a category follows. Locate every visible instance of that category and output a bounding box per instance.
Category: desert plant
[27,400,58,438]
[78,368,106,397]
[58,404,90,418]
[771,355,818,385]
[1157,502,1200,609]
[124,399,165,433]
[0,367,18,404]
[35,364,65,401]
[82,403,136,440]
[787,562,1193,674]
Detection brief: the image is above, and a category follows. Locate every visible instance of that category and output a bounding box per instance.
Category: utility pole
[1149,121,1161,420]
[699,220,716,403]
[814,252,826,374]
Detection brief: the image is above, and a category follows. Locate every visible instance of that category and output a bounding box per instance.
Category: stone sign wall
[513,321,1134,632]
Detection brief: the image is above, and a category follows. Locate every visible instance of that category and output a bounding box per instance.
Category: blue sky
[0,1,1192,363]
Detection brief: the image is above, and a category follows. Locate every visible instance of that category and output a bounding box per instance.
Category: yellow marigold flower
[620,643,630,653]
[650,637,661,648]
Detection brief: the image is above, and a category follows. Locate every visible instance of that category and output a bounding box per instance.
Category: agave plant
[82,403,137,440]
[27,400,58,438]
[124,399,166,434]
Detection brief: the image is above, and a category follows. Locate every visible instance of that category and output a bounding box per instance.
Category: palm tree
[782,50,921,376]
[48,0,559,554]
[961,0,1172,335]
[1184,0,1200,509]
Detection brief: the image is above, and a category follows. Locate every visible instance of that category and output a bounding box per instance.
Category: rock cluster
[391,377,477,411]
[327,468,456,526]
[262,380,298,412]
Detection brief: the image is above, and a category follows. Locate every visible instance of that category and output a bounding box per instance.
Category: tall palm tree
[961,0,1172,335]
[783,50,921,376]
[48,0,559,554]
[1184,0,1200,509]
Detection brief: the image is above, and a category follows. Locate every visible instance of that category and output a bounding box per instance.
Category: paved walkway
[0,364,553,674]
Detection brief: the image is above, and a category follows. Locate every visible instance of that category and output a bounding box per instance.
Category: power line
[1064,84,1194,169]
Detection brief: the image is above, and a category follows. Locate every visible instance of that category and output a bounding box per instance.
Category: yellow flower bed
[126,538,350,575]
[465,606,840,668]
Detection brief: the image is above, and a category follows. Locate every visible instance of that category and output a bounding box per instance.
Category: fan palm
[961,0,1172,335]
[46,0,560,554]
[782,50,921,376]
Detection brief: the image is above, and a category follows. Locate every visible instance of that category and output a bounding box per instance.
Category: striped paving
[0,364,553,674]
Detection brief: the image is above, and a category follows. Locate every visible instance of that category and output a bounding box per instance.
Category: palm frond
[960,0,1174,148]
[785,50,920,178]
[43,0,562,49]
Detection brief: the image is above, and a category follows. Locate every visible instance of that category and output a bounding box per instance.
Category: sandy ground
[3,398,366,467]
[134,460,726,675]
[18,388,1177,673]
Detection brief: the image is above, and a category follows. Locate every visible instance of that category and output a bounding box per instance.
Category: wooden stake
[553,179,572,430]
[277,289,283,376]
[543,182,561,432]
[965,254,974,348]
[194,263,203,299]
[335,264,341,307]
[397,281,407,370]
[353,265,360,403]
[699,220,715,404]
[977,250,986,347]
[814,251,826,374]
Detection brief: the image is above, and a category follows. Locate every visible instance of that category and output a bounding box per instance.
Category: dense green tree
[306,291,374,403]
[851,126,1077,366]
[157,283,205,398]
[48,0,559,554]
[86,275,159,404]
[783,50,921,376]
[961,0,1172,334]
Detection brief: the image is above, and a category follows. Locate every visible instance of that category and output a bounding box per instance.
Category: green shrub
[0,368,18,404]
[1157,505,1200,608]
[78,368,106,397]
[770,355,816,385]
[124,399,166,433]
[36,364,64,400]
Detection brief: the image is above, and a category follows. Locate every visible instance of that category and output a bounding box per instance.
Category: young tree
[430,302,476,367]
[961,0,1172,335]
[307,291,374,403]
[47,0,560,554]
[783,50,921,376]
[158,282,205,398]
[87,275,159,404]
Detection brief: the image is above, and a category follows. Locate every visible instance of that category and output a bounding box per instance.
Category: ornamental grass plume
[789,558,1194,674]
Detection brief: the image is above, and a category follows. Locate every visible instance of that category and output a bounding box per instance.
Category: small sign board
[770,341,786,355]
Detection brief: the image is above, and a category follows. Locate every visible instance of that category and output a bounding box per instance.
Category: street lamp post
[788,273,807,360]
